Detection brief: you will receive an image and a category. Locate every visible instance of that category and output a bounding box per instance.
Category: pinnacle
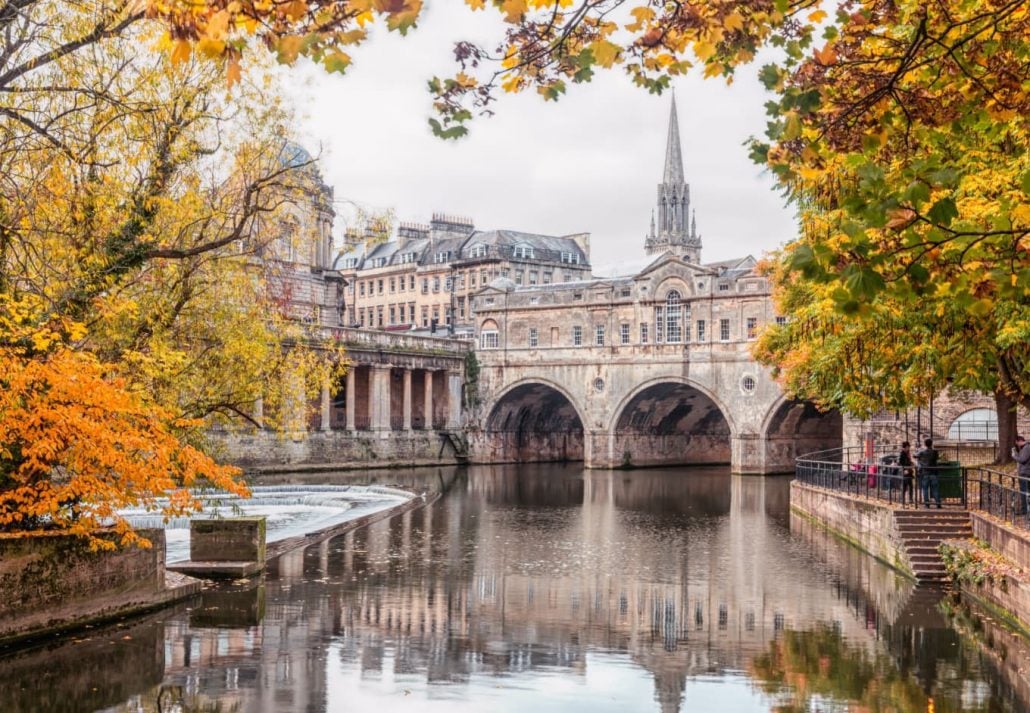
[663,94,685,185]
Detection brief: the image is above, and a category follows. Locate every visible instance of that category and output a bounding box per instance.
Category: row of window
[480,316,784,349]
[357,303,453,329]
[355,265,588,298]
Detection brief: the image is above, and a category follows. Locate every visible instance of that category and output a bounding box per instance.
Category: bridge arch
[481,378,586,463]
[608,377,736,468]
[760,397,843,471]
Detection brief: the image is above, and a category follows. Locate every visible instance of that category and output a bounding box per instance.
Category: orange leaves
[813,43,837,66]
[0,338,247,549]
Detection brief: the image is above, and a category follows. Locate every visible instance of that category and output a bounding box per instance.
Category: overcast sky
[279,3,798,268]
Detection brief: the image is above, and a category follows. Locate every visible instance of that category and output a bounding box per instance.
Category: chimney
[564,232,591,262]
[397,221,430,248]
[429,212,475,243]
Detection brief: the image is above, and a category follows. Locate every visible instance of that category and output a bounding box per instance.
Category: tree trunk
[996,388,1017,465]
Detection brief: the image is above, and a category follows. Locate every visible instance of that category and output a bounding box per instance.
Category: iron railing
[967,467,1030,531]
[796,444,1030,528]
[795,450,966,509]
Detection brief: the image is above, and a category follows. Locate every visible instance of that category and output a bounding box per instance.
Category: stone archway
[762,399,843,472]
[609,380,734,468]
[480,380,586,463]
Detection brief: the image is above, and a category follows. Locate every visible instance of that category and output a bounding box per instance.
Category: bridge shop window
[746,316,758,340]
[595,325,605,346]
[664,291,683,343]
[718,282,730,292]
[620,323,630,345]
[572,325,583,346]
[640,323,649,344]
[529,328,539,348]
[720,318,731,341]
[696,319,706,342]
[480,330,499,349]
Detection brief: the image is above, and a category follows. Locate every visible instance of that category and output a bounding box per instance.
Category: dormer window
[468,244,487,258]
[560,251,580,264]
[433,251,451,264]
[513,245,535,259]
[398,252,416,264]
[371,257,386,268]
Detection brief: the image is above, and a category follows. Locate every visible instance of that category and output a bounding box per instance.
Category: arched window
[665,291,682,343]
[948,408,998,441]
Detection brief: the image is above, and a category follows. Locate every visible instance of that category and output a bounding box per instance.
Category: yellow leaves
[501,46,519,69]
[500,0,527,22]
[808,9,828,24]
[627,5,654,32]
[465,0,485,9]
[590,39,620,68]
[723,12,744,32]
[814,43,837,66]
[323,51,351,73]
[196,38,225,60]
[276,35,304,63]
[694,39,716,62]
[1012,204,1030,226]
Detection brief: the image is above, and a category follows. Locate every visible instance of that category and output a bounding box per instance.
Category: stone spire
[646,93,702,263]
[663,94,685,184]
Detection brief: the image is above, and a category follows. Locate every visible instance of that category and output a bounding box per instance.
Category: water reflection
[1,465,1026,712]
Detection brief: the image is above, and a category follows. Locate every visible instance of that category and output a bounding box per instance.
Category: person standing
[1012,435,1030,515]
[899,441,915,506]
[916,438,941,508]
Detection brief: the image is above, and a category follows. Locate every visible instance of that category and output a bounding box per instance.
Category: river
[2,464,1028,712]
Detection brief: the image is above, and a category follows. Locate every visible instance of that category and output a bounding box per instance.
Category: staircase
[441,431,470,463]
[894,509,972,581]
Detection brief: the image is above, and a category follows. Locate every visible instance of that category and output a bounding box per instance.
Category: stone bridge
[469,341,841,474]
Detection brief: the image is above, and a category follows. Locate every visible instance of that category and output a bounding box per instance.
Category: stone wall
[789,481,913,578]
[964,514,1030,632]
[0,529,167,645]
[212,429,465,471]
[469,429,583,464]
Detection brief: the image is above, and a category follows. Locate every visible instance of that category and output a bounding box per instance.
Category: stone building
[250,143,345,327]
[335,215,592,334]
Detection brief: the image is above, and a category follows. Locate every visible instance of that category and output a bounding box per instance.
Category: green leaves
[927,198,958,227]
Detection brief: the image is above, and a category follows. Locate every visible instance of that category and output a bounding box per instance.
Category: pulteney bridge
[467,255,842,474]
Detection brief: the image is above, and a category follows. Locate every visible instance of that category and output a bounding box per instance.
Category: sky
[279,3,799,269]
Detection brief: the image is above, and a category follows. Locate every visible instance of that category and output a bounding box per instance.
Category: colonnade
[317,365,462,433]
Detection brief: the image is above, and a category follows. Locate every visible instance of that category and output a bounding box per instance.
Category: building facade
[336,216,592,334]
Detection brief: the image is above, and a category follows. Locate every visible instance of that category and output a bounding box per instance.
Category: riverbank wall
[211,430,466,473]
[952,514,1030,635]
[789,481,914,578]
[0,529,200,648]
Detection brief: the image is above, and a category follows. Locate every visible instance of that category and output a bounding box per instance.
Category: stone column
[402,369,413,431]
[423,370,435,431]
[445,371,462,429]
[320,377,331,432]
[371,365,392,431]
[345,368,356,431]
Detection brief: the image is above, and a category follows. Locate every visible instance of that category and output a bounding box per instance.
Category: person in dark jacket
[915,438,940,508]
[899,441,915,505]
[1012,435,1030,515]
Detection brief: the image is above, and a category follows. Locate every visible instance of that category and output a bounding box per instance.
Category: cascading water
[119,484,411,562]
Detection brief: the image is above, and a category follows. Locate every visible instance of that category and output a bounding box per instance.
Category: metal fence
[795,450,966,509]
[968,467,1030,530]
[796,445,1030,529]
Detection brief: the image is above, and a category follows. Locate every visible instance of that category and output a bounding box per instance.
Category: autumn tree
[0,2,344,541]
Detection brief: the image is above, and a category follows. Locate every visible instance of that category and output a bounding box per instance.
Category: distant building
[336,215,592,334]
[247,143,344,327]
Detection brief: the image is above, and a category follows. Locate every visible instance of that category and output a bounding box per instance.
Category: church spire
[646,92,702,263]
[663,94,685,185]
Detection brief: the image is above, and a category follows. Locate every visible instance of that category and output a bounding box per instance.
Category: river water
[2,464,1029,712]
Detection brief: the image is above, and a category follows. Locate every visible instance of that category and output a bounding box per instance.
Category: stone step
[895,510,970,518]
[898,531,972,539]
